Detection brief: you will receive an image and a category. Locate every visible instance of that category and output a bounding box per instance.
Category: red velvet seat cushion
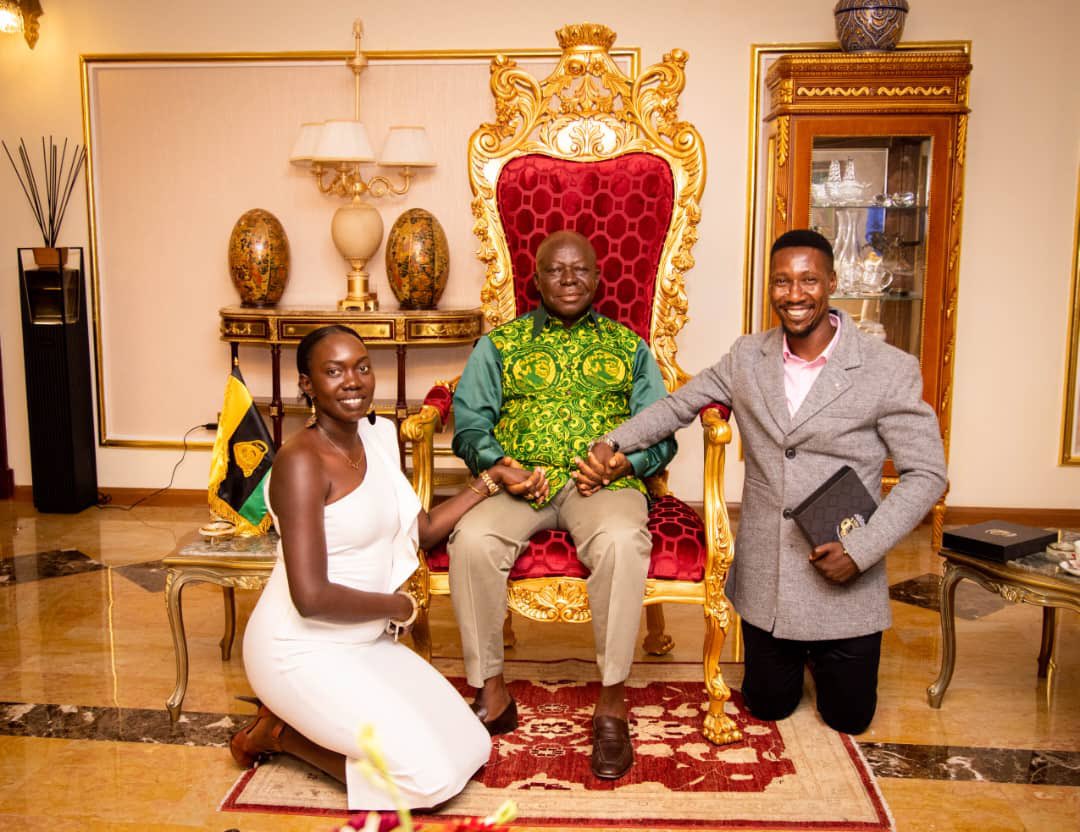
[424,494,707,582]
[496,153,675,342]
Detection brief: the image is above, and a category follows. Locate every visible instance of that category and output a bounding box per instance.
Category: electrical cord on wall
[96,422,218,511]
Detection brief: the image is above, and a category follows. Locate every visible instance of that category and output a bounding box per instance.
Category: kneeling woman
[231,325,547,810]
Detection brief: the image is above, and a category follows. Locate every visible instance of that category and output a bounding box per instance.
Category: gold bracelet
[478,470,501,495]
[386,591,419,643]
[467,481,488,498]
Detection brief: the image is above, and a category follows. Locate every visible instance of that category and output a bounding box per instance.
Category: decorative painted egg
[228,208,290,307]
[834,0,909,52]
[385,208,450,310]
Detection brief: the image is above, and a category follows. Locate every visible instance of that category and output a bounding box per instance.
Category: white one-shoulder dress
[242,417,491,810]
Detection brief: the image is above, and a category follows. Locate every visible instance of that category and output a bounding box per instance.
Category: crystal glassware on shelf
[832,208,862,293]
[855,297,888,341]
[855,250,893,295]
[824,159,844,204]
[835,157,870,205]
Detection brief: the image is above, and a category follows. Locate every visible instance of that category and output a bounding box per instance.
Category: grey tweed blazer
[609,309,946,640]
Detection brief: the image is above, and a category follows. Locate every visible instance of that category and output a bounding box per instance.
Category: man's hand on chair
[572,443,631,496]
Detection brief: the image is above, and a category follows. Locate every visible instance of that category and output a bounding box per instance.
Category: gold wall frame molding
[1061,165,1080,465]
[80,46,639,450]
[740,40,972,337]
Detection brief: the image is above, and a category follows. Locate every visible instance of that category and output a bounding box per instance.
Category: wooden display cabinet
[762,51,973,545]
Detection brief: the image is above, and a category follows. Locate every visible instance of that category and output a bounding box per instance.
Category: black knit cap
[770,229,834,267]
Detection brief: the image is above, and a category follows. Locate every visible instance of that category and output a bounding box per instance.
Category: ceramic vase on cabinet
[227,208,290,307]
[385,208,450,309]
[834,0,909,52]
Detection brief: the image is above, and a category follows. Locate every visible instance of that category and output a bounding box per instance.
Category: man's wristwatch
[587,436,620,454]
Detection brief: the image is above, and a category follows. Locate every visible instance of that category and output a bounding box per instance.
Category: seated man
[449,229,676,780]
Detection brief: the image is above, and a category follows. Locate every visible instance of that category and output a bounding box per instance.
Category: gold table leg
[927,562,962,708]
[220,586,237,661]
[165,569,194,723]
[1037,607,1058,678]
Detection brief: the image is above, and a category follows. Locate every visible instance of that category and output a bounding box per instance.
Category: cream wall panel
[86,58,565,443]
[1,0,1078,511]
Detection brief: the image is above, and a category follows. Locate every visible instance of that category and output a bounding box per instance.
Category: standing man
[587,229,946,734]
[449,229,676,779]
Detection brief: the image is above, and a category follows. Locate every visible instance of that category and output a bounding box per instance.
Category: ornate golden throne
[401,23,741,745]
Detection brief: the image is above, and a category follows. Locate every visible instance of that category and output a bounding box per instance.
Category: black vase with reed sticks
[4,136,97,512]
[4,136,88,328]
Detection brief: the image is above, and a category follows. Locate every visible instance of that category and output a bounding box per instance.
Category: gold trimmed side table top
[219,305,484,346]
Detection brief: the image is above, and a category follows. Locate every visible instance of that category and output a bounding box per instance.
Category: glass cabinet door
[809,136,932,361]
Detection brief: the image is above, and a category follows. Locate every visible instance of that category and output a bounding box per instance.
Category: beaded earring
[305,401,317,428]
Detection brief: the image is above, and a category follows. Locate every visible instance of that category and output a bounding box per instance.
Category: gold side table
[219,305,483,456]
[927,545,1080,708]
[163,531,278,722]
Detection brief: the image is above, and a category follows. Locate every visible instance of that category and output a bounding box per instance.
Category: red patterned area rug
[221,658,893,831]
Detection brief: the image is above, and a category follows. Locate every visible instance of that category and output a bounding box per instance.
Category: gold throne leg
[503,611,517,649]
[643,603,675,655]
[702,599,742,745]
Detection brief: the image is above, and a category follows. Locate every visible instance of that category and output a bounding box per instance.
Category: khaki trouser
[448,481,651,688]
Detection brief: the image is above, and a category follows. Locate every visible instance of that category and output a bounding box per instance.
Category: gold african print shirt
[452,307,676,506]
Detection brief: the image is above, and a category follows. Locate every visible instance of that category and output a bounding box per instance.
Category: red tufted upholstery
[425,495,707,582]
[496,154,674,342]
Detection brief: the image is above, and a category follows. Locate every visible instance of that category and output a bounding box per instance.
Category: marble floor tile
[889,572,1007,619]
[112,559,169,593]
[0,549,104,585]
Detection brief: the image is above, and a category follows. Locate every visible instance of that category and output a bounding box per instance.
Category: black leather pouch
[791,465,878,548]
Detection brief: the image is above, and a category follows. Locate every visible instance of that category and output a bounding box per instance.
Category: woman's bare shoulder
[271,429,324,481]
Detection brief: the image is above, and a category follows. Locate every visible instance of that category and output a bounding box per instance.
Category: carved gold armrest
[401,405,443,512]
[701,408,734,583]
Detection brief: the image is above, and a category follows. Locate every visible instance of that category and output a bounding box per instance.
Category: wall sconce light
[290,20,435,311]
[0,0,43,49]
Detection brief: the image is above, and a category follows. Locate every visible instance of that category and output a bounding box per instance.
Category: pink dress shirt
[782,312,841,416]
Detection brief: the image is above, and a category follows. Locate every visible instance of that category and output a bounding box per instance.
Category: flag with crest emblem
[208,363,274,535]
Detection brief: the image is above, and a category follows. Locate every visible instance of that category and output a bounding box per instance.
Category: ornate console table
[163,531,278,722]
[927,542,1080,708]
[219,305,483,452]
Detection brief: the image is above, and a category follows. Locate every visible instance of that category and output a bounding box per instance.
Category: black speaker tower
[18,247,98,512]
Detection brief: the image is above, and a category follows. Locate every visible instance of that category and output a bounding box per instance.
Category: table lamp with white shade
[289,21,436,311]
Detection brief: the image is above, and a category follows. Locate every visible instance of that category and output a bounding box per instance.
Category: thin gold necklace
[315,423,364,470]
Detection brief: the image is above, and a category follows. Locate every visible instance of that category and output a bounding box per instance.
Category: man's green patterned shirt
[452,307,677,506]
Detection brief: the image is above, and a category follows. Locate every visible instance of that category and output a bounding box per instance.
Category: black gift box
[941,520,1057,563]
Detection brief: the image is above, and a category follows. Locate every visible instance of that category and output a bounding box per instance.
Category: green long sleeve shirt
[452,307,677,506]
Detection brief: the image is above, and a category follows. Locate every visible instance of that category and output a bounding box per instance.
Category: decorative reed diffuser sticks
[2,136,87,248]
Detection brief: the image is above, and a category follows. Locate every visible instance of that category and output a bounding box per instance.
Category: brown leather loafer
[471,697,519,736]
[230,705,286,768]
[591,715,633,780]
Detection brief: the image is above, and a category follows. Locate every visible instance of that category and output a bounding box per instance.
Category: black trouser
[740,619,882,735]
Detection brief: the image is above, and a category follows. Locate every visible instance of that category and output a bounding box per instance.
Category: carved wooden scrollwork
[507,578,593,623]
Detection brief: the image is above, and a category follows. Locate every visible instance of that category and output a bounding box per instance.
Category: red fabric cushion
[424,494,706,582]
[699,402,732,422]
[495,153,675,342]
[421,384,454,423]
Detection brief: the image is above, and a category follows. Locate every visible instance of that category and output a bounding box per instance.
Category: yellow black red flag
[208,365,274,535]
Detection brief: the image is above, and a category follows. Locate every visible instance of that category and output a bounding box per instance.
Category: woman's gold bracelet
[467,480,488,498]
[386,591,419,643]
[478,470,501,495]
